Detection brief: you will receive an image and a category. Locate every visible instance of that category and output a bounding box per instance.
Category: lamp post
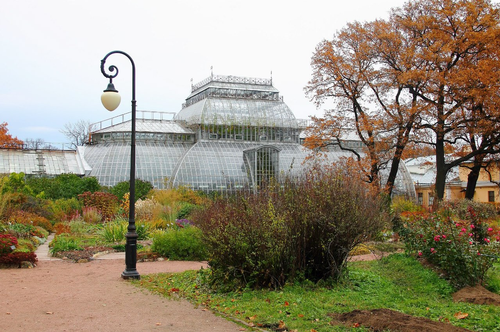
[100,50,140,280]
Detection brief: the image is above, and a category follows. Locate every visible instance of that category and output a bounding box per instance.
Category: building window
[417,192,423,205]
[488,191,495,202]
[429,193,434,207]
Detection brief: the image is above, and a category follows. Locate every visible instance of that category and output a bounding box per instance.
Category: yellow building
[405,157,500,210]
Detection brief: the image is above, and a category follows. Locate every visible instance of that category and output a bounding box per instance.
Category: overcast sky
[1,0,408,145]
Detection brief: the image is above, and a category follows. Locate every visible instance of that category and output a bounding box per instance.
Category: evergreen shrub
[151,226,207,261]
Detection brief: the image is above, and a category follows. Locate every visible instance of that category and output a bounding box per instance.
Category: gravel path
[0,239,244,332]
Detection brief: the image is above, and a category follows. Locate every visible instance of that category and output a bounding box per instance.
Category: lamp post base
[121,233,140,280]
[121,269,141,280]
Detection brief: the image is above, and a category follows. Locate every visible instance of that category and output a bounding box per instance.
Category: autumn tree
[306,0,500,202]
[391,0,500,202]
[0,122,23,148]
[305,19,422,196]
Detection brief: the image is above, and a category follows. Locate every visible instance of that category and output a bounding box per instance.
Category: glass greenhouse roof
[94,119,192,134]
[176,99,298,128]
[0,149,85,176]
[175,74,298,128]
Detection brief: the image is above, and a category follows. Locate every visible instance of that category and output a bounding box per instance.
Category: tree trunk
[464,164,481,199]
[434,143,447,201]
[385,151,403,197]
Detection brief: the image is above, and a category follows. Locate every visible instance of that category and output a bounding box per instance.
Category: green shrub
[7,223,34,239]
[136,220,152,241]
[176,202,196,220]
[395,206,500,288]
[49,234,84,253]
[46,198,82,222]
[111,179,153,202]
[27,174,101,200]
[151,226,207,261]
[100,220,127,243]
[69,219,100,235]
[14,238,35,252]
[1,172,34,196]
[193,165,387,290]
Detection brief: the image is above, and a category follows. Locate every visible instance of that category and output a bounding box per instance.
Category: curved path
[0,237,244,332]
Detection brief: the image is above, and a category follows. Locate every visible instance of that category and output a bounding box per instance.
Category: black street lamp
[100,50,140,280]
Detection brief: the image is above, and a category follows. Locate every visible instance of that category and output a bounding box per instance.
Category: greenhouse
[0,74,416,197]
[81,74,314,191]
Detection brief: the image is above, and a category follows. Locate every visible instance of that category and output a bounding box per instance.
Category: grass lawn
[135,254,500,331]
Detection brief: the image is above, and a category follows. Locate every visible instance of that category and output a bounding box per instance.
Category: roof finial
[211,66,213,77]
[270,70,273,85]
[190,78,193,89]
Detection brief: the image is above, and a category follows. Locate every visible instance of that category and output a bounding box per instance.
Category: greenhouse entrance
[243,145,280,190]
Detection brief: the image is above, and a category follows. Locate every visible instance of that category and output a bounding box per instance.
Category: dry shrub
[82,206,102,224]
[53,222,71,235]
[7,210,53,232]
[135,198,164,221]
[194,165,388,290]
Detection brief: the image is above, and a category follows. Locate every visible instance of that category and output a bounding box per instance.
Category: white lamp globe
[101,82,121,111]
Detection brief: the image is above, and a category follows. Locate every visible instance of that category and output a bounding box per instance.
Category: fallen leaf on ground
[278,320,286,329]
[155,323,161,326]
[46,312,54,315]
[454,312,469,320]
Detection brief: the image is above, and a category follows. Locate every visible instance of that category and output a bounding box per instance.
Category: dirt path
[0,259,244,332]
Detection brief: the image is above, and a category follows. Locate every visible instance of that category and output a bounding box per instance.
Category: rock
[77,259,89,264]
[157,257,165,261]
[20,261,34,269]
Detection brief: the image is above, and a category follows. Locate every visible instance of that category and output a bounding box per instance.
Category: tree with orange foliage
[306,0,500,202]
[305,19,422,196]
[391,0,500,203]
[0,122,23,148]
